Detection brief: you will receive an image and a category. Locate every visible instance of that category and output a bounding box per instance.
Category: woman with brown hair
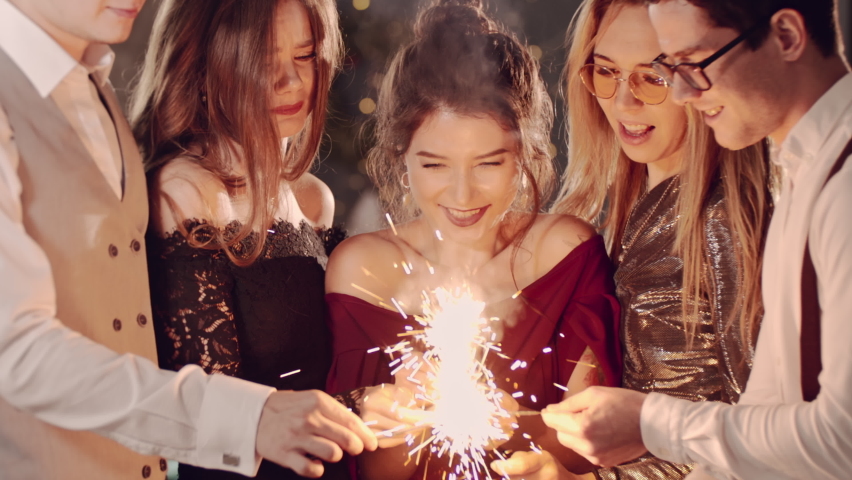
[324,1,623,479]
[131,0,348,478]
[494,0,775,479]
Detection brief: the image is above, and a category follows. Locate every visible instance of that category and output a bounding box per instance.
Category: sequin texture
[595,176,756,480]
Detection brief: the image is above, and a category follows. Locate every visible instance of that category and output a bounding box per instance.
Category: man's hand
[491,450,583,480]
[541,386,648,467]
[256,390,378,478]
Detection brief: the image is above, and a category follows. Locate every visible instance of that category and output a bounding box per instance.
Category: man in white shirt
[508,1,852,479]
[0,0,376,478]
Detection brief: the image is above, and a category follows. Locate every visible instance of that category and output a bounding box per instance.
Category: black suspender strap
[800,135,852,402]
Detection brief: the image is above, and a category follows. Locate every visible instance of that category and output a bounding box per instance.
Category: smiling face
[593,4,686,170]
[648,1,787,149]
[404,111,520,246]
[270,0,317,139]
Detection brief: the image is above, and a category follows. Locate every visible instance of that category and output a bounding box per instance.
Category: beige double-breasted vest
[0,49,166,480]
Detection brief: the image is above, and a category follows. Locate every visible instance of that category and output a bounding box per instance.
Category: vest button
[142,464,151,478]
[108,244,118,257]
[137,313,148,327]
[159,458,168,471]
[113,318,122,331]
[130,239,141,252]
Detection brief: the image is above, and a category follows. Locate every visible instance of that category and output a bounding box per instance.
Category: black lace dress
[147,219,347,480]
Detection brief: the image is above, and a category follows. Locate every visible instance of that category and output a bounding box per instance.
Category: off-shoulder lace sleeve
[146,221,242,376]
[320,226,347,257]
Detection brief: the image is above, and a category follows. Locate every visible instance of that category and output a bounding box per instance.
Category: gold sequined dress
[594,175,756,480]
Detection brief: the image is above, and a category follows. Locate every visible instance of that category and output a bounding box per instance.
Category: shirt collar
[0,0,115,98]
[774,72,852,172]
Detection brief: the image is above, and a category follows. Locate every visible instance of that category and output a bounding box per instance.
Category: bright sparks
[278,369,301,379]
[391,287,511,478]
[385,213,398,236]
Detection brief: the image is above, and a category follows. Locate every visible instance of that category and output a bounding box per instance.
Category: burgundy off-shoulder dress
[325,235,623,480]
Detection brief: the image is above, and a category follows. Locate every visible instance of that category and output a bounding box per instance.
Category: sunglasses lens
[579,64,617,99]
[629,72,668,105]
[680,65,712,91]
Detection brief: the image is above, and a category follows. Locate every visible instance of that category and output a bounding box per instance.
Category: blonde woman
[494,0,774,479]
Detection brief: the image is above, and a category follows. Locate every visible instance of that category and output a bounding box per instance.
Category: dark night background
[110,0,852,234]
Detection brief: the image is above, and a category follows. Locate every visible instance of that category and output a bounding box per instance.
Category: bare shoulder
[148,157,231,235]
[326,230,406,303]
[528,213,599,275]
[292,172,334,228]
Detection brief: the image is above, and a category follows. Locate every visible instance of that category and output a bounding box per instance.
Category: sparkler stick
[508,411,542,417]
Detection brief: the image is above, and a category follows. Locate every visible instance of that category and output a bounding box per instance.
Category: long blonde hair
[130,0,343,265]
[551,0,775,346]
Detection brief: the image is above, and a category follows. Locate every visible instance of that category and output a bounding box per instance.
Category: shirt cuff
[196,373,275,476]
[640,392,690,464]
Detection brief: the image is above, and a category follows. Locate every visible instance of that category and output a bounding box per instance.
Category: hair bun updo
[414,0,494,42]
[367,0,555,225]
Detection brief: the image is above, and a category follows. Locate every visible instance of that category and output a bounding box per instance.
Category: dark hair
[647,0,841,57]
[367,0,555,232]
[131,0,343,265]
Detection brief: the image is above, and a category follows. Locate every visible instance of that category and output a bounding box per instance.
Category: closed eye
[296,52,317,61]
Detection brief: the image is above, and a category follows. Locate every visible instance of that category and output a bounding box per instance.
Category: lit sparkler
[387,286,513,479]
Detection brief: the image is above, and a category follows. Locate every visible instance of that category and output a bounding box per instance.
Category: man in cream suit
[0,1,376,478]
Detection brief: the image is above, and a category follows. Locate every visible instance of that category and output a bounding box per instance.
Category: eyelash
[422,161,503,168]
[296,52,317,61]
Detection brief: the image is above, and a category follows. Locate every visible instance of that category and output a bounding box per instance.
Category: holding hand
[541,386,648,467]
[491,450,583,480]
[256,389,378,478]
[361,383,429,448]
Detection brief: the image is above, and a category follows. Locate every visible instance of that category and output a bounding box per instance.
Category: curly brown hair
[366,0,556,237]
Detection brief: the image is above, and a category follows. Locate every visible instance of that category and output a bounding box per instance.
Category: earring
[400,172,412,208]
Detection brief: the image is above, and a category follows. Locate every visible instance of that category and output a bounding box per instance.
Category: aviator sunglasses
[578,63,670,105]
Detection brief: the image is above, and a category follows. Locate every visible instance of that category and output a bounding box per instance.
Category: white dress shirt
[640,72,852,479]
[0,0,273,475]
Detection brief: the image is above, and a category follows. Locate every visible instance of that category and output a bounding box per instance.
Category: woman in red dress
[323,1,622,479]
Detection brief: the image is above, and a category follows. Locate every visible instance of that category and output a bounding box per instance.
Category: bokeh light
[359,97,377,114]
